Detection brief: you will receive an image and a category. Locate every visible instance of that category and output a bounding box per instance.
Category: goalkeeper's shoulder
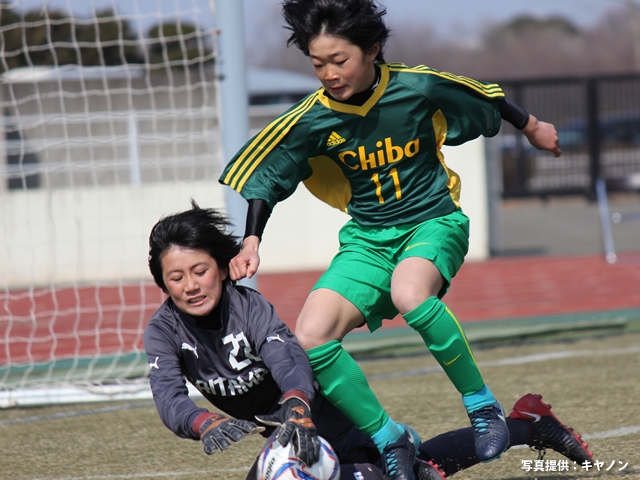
[143,300,183,355]
[144,299,178,336]
[228,284,299,343]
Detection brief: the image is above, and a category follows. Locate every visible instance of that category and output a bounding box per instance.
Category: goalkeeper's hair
[282,0,389,63]
[148,200,240,292]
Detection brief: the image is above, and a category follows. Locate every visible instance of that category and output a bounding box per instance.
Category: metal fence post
[595,177,617,264]
[513,82,527,195]
[586,78,601,200]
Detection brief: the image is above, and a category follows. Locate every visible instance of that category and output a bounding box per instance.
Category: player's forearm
[259,325,317,404]
[499,97,530,130]
[244,198,272,241]
[150,375,208,440]
[267,346,316,405]
[240,235,261,254]
[145,338,207,439]
[521,114,539,138]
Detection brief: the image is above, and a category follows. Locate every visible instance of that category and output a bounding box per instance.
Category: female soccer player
[144,203,591,480]
[220,3,562,478]
[219,2,563,477]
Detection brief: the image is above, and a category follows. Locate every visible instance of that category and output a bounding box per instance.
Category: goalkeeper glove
[255,390,320,466]
[193,412,264,455]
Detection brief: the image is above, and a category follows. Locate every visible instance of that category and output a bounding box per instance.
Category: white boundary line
[0,402,155,426]
[510,425,640,450]
[34,468,251,480]
[583,425,640,440]
[369,346,640,380]
[5,345,639,426]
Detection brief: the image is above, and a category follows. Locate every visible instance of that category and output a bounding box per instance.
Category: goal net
[0,0,223,406]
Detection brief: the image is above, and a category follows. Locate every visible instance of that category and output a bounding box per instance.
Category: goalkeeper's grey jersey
[143,281,315,440]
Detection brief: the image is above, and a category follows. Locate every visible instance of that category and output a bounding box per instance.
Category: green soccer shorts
[312,209,470,332]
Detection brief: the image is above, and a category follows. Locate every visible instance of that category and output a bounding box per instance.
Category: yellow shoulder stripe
[223,91,321,190]
[388,64,503,98]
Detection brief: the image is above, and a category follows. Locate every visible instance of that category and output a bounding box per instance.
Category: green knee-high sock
[307,340,396,439]
[404,296,485,395]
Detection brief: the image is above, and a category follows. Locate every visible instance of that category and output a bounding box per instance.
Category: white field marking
[0,402,155,426]
[34,468,250,480]
[7,347,638,427]
[583,425,640,439]
[511,425,640,449]
[368,345,640,380]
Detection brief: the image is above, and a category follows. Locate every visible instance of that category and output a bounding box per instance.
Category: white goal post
[0,0,223,407]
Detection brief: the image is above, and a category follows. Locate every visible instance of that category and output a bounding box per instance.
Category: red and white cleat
[509,393,593,464]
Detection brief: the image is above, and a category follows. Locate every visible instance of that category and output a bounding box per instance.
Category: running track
[2,254,640,364]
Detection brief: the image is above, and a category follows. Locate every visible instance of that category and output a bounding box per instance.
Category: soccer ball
[256,435,340,480]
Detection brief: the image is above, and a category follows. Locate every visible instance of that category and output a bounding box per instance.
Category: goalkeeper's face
[160,246,227,317]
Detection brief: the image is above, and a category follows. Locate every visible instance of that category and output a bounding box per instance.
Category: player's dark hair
[282,0,389,62]
[148,200,240,292]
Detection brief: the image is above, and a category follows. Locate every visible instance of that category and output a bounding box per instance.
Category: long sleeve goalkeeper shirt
[143,281,315,440]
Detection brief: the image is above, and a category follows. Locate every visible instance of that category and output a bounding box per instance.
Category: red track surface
[258,254,640,329]
[2,254,640,364]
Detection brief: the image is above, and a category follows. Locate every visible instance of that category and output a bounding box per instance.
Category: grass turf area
[1,332,638,480]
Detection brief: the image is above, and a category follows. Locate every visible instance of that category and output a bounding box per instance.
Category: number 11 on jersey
[370,168,402,204]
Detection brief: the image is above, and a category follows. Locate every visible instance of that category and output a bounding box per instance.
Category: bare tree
[245,3,636,81]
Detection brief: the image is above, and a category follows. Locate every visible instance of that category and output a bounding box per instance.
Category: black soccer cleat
[468,401,510,462]
[414,459,447,480]
[381,428,417,480]
[509,393,593,464]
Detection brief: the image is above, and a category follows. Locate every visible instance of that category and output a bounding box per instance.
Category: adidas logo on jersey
[326,131,346,147]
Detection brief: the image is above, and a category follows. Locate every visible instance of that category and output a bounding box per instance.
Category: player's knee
[295,326,319,350]
[392,289,429,315]
[295,292,362,348]
[296,313,350,350]
[294,317,328,349]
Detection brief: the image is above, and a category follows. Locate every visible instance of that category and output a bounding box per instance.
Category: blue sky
[12,0,625,33]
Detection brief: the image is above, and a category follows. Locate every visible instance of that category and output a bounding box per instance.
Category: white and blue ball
[256,435,340,480]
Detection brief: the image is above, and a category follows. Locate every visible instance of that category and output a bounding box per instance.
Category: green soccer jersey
[220,63,504,227]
